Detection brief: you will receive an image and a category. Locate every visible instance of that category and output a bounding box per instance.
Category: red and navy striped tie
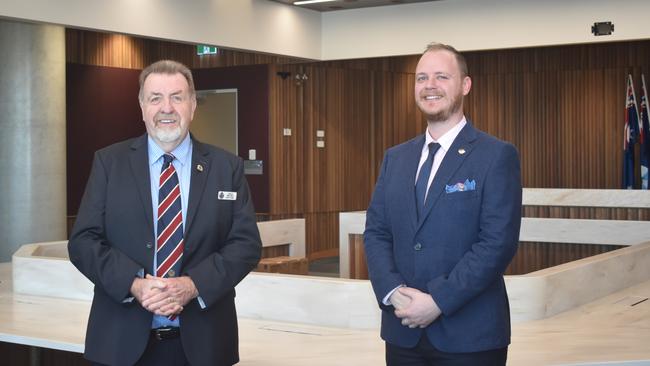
[156,154,184,318]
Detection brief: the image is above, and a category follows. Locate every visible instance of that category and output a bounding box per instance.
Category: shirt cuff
[197,295,206,309]
[123,268,145,303]
[382,284,405,305]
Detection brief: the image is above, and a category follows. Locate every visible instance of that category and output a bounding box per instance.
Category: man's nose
[424,78,438,89]
[160,97,175,113]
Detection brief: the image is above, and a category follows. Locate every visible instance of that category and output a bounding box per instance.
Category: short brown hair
[138,60,196,101]
[423,43,468,77]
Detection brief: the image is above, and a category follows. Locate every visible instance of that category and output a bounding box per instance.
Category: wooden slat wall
[310,42,650,189]
[294,41,649,256]
[269,65,373,257]
[349,234,369,280]
[269,64,306,214]
[506,242,621,275]
[302,67,373,212]
[66,28,302,69]
[523,206,650,220]
[261,245,290,258]
[371,70,426,180]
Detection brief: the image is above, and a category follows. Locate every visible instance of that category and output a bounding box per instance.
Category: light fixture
[294,0,337,5]
[295,73,308,86]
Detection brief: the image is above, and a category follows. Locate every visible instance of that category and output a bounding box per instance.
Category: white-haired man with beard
[69,60,261,366]
[364,43,522,365]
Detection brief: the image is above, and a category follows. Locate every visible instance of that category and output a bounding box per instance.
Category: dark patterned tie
[156,154,184,318]
[415,142,440,218]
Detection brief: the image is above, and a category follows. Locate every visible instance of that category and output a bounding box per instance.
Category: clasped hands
[131,274,198,316]
[390,287,442,329]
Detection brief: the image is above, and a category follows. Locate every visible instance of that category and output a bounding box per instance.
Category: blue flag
[641,75,650,189]
[623,74,640,189]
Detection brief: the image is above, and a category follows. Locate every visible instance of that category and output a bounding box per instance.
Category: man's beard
[155,125,182,143]
[421,92,464,123]
[154,112,182,143]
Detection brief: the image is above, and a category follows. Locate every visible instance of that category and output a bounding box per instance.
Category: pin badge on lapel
[196,164,204,172]
[458,148,466,155]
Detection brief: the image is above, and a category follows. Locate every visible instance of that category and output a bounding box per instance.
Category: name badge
[218,191,237,200]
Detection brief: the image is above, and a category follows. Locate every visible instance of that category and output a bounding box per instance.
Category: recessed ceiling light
[294,0,337,5]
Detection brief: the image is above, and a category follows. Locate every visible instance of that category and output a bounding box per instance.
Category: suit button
[146,242,153,249]
[414,243,422,251]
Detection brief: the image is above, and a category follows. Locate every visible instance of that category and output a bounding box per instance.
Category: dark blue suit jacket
[364,122,521,353]
[68,134,262,366]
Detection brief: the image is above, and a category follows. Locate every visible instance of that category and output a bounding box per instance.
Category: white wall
[321,0,650,60]
[1,0,650,61]
[0,0,322,60]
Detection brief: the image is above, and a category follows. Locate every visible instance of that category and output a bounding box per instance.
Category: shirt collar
[148,133,192,167]
[424,116,467,153]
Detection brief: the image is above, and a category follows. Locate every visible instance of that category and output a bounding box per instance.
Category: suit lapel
[129,135,154,234]
[184,138,210,250]
[417,122,478,230]
[406,136,425,230]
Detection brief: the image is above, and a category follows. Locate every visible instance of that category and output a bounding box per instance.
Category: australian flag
[640,74,650,189]
[623,74,640,189]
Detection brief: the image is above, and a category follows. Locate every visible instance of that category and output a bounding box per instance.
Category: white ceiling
[269,0,439,12]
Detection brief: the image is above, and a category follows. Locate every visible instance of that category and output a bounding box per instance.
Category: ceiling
[269,0,439,12]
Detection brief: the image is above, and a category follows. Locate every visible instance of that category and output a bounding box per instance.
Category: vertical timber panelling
[304,67,373,212]
[304,212,340,259]
[271,40,650,258]
[505,243,622,275]
[269,65,374,257]
[269,64,305,215]
[304,66,339,212]
[342,68,374,210]
[302,67,373,256]
[371,71,425,181]
[462,42,650,189]
[66,28,301,69]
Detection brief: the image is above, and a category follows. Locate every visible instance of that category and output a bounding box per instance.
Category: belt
[151,327,180,341]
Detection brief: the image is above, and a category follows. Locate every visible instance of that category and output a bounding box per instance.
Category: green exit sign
[197,45,218,56]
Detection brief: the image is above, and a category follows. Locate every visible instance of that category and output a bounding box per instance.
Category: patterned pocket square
[445,179,476,193]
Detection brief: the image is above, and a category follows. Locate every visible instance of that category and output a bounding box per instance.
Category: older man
[364,43,522,365]
[69,60,261,366]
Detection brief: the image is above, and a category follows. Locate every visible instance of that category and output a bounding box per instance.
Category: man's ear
[139,100,146,121]
[462,76,472,96]
[190,96,197,120]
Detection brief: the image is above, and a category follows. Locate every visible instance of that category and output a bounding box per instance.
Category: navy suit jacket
[68,134,262,366]
[364,122,522,353]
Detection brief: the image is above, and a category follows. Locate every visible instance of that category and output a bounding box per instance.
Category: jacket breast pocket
[438,190,481,219]
[441,190,478,201]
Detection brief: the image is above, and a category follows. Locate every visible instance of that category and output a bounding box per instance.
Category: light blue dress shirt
[148,134,192,328]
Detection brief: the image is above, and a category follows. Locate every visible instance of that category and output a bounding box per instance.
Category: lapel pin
[458,148,466,155]
[196,164,204,172]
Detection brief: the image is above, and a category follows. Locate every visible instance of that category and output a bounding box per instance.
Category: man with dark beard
[364,43,522,365]
[68,60,261,366]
